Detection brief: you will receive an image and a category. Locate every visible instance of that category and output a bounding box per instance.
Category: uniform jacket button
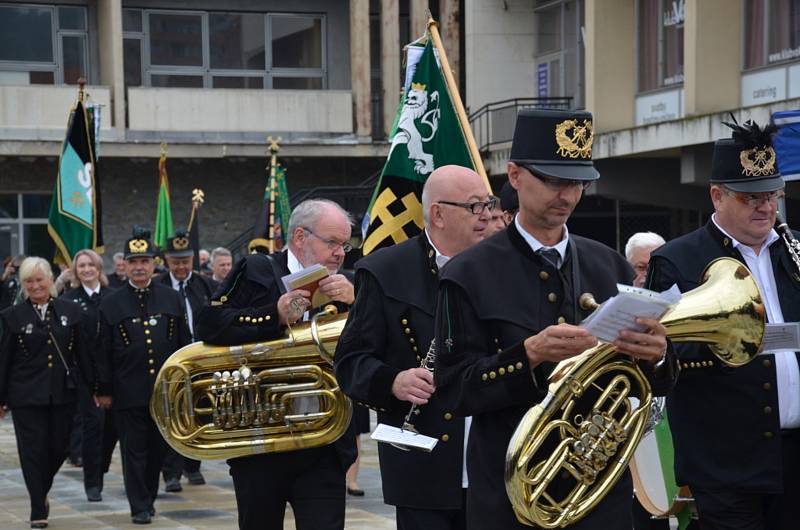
[441,434,449,442]
[547,293,557,303]
[444,412,452,420]
[539,271,549,281]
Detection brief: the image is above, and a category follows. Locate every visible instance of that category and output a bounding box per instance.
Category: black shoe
[69,456,83,467]
[132,511,152,524]
[149,506,155,516]
[30,522,48,529]
[164,477,182,492]
[347,486,365,496]
[86,487,102,502]
[185,470,206,485]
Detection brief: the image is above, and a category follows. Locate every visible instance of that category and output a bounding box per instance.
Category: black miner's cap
[510,108,599,181]
[164,229,194,258]
[124,226,155,259]
[710,118,784,193]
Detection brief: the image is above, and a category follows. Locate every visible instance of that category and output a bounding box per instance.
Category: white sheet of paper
[370,423,439,452]
[580,284,680,343]
[761,322,800,353]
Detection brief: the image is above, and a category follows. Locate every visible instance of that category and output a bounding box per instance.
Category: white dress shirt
[514,215,570,267]
[712,214,800,429]
[82,283,100,298]
[169,272,194,338]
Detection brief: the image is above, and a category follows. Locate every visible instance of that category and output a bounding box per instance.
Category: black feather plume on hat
[722,114,777,148]
[132,225,151,239]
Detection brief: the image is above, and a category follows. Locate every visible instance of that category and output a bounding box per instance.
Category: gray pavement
[0,415,394,530]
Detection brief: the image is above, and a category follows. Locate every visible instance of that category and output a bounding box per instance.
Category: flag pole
[187,188,204,232]
[427,19,491,193]
[266,136,281,254]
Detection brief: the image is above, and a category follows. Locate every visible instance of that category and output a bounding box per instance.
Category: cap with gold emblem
[124,227,155,259]
[509,109,599,181]
[711,118,784,193]
[164,229,194,258]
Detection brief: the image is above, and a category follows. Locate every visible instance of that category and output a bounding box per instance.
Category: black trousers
[77,383,117,491]
[691,430,800,530]
[116,407,169,516]
[229,444,346,530]
[162,447,201,480]
[632,494,670,530]
[396,488,467,530]
[11,403,75,521]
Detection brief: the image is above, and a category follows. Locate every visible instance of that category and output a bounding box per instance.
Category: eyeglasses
[302,227,353,253]
[532,172,592,191]
[724,189,785,208]
[437,197,498,215]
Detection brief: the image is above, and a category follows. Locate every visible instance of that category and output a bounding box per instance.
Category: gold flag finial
[77,77,87,103]
[192,188,205,206]
[267,135,282,154]
[160,141,167,157]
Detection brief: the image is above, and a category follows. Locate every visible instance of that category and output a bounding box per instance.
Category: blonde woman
[0,257,91,529]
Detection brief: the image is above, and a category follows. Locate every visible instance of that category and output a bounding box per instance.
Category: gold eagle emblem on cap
[172,236,190,250]
[739,146,776,177]
[555,119,593,159]
[129,239,148,253]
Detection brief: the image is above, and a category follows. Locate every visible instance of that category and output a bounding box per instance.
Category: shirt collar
[424,230,451,269]
[711,213,779,255]
[514,214,570,264]
[128,279,151,291]
[82,283,100,297]
[286,248,303,275]
[170,271,192,288]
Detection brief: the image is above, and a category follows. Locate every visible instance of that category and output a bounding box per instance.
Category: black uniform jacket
[647,220,800,493]
[61,285,110,391]
[434,223,678,529]
[96,281,191,409]
[196,250,357,471]
[154,271,218,337]
[335,234,465,510]
[107,273,127,290]
[0,297,90,408]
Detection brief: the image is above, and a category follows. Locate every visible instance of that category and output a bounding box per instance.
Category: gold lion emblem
[739,146,776,177]
[172,236,190,250]
[555,119,593,159]
[129,239,148,253]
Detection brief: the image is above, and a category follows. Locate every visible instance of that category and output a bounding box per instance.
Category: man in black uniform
[0,255,24,309]
[196,199,357,530]
[335,165,494,530]
[157,229,217,491]
[95,230,191,524]
[107,252,127,289]
[434,109,677,530]
[646,120,800,530]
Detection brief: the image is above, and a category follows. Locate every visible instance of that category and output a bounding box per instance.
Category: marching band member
[434,109,677,530]
[335,165,494,530]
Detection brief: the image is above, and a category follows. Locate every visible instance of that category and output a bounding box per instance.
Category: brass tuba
[150,309,352,460]
[505,257,765,528]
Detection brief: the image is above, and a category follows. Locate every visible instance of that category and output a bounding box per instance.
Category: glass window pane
[638,0,659,91]
[535,6,561,54]
[768,0,800,62]
[0,6,53,63]
[663,23,684,85]
[212,76,264,88]
[123,9,143,32]
[149,13,203,67]
[272,77,322,90]
[29,71,55,85]
[744,0,767,69]
[62,35,87,84]
[210,13,265,70]
[24,224,54,259]
[271,17,322,68]
[0,195,19,218]
[124,38,142,87]
[58,6,86,31]
[22,194,51,218]
[0,224,20,259]
[151,74,204,88]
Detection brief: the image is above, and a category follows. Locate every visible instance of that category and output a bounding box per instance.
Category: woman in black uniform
[0,257,90,528]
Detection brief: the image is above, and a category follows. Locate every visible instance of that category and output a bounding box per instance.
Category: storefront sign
[635,88,683,126]
[663,0,685,27]
[741,67,786,106]
[537,63,548,97]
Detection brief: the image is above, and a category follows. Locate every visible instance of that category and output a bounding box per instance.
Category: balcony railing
[468,97,573,152]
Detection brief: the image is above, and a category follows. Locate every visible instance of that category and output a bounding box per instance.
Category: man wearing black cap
[646,120,800,530]
[94,230,191,524]
[156,230,217,491]
[434,109,677,529]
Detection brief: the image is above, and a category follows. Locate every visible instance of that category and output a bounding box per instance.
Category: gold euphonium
[505,257,766,528]
[150,308,352,460]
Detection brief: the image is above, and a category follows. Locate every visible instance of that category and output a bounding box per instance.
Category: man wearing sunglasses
[335,165,493,530]
[646,120,800,530]
[196,199,357,530]
[433,109,677,530]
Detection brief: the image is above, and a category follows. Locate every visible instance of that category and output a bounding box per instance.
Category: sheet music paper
[371,423,439,452]
[761,323,800,353]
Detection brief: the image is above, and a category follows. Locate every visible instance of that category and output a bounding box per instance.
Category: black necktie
[538,248,561,269]
[178,281,188,311]
[90,292,100,303]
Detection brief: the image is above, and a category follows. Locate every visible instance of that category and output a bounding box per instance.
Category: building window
[744,0,800,70]
[123,8,327,90]
[0,193,53,259]
[0,4,89,85]
[534,0,584,106]
[637,0,684,92]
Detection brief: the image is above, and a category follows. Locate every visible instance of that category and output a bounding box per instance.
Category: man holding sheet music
[646,120,800,530]
[335,165,495,530]
[433,109,678,530]
[196,199,356,530]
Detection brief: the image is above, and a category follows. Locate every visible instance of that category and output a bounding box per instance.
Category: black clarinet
[776,212,800,275]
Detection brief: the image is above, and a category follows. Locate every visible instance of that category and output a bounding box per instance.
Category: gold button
[146,338,152,344]
[547,293,557,303]
[763,359,772,368]
[508,365,515,373]
[149,369,155,375]
[265,315,271,321]
[409,338,415,344]
[708,360,714,366]
[149,359,154,365]
[47,339,52,344]
[498,367,506,375]
[148,349,154,354]
[143,321,149,327]
[682,362,689,369]
[444,412,453,420]
[497,348,503,353]
[416,356,421,362]
[764,431,773,438]
[701,361,707,367]
[764,406,772,414]
[412,346,418,352]
[539,271,549,281]
[144,329,150,335]
[48,363,53,368]
[690,362,696,368]
[245,316,252,322]
[238,316,244,322]
[441,434,449,442]
[494,338,499,344]
[489,371,497,379]
[515,362,523,370]
[401,318,408,325]
[257,317,264,323]
[557,316,566,324]
[481,373,488,381]
[404,328,411,334]
[220,295,228,303]
[763,382,772,391]
[723,237,730,246]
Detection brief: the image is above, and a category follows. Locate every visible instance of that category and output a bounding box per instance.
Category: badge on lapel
[24,323,33,334]
[61,315,69,327]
